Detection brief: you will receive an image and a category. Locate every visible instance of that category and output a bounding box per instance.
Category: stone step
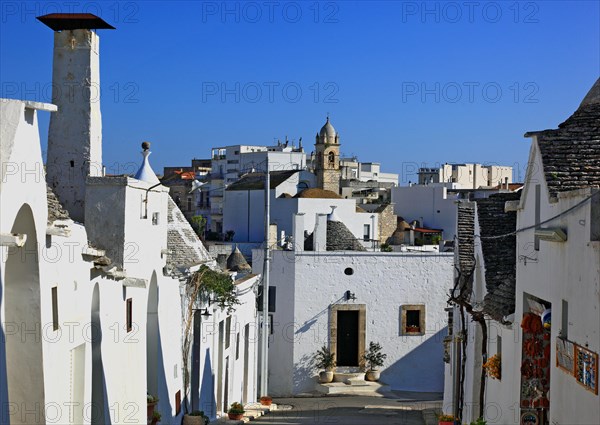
[315,380,391,396]
[332,372,364,383]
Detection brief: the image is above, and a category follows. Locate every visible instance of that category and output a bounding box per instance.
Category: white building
[443,192,521,424]
[418,164,513,189]
[340,158,399,185]
[211,143,306,185]
[1,13,260,425]
[391,183,522,241]
[443,78,600,424]
[252,212,454,397]
[222,171,378,248]
[202,143,306,235]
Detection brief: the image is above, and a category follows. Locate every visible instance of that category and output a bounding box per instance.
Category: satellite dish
[189,180,205,194]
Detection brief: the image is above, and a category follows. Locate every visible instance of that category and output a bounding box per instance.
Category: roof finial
[134,141,160,184]
[326,112,329,121]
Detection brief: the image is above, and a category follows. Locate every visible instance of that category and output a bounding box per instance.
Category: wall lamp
[534,228,567,242]
[345,290,356,301]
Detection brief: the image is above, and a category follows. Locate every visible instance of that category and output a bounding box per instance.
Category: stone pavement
[237,392,444,425]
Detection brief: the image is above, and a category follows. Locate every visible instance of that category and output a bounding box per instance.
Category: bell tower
[314,116,341,194]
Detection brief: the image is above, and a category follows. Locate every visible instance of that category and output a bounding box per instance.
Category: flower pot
[183,414,206,425]
[228,413,244,420]
[150,420,158,425]
[260,398,272,407]
[319,371,334,383]
[365,370,380,381]
[147,403,157,421]
[439,422,454,425]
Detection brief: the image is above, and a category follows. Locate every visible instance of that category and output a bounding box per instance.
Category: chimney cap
[37,13,115,31]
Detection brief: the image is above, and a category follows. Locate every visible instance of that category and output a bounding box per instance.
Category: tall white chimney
[39,13,114,222]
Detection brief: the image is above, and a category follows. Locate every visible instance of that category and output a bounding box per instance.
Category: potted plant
[150,410,161,425]
[470,418,486,425]
[314,345,336,383]
[259,396,273,407]
[228,402,245,420]
[147,394,159,421]
[183,410,210,425]
[438,414,455,425]
[362,341,387,381]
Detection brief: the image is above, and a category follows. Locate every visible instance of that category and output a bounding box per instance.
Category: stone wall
[377,203,396,244]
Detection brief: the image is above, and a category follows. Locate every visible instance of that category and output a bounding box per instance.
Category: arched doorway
[147,273,159,397]
[4,204,45,424]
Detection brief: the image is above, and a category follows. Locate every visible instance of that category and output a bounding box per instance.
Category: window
[236,333,240,359]
[363,224,370,241]
[152,212,159,225]
[562,300,569,339]
[187,197,192,212]
[401,305,425,335]
[328,152,335,167]
[225,316,231,349]
[126,298,133,332]
[257,287,276,313]
[344,267,354,276]
[52,286,59,331]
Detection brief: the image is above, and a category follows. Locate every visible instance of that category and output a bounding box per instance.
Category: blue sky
[1,1,598,183]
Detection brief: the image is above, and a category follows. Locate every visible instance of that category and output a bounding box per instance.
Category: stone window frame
[329,304,367,370]
[400,304,425,336]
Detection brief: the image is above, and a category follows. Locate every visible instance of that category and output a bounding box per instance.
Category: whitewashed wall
[1,98,259,425]
[391,185,460,239]
[253,249,454,396]
[514,139,600,425]
[224,191,377,244]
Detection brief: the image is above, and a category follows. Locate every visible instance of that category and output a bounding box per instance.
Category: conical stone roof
[227,247,252,272]
[304,220,366,251]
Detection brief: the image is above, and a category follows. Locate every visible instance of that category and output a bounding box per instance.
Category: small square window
[401,305,425,335]
[126,298,133,333]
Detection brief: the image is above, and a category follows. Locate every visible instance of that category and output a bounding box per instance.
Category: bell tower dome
[314,116,341,194]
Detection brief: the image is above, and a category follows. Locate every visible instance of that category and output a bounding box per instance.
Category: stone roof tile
[477,192,521,322]
[525,79,600,198]
[166,197,212,272]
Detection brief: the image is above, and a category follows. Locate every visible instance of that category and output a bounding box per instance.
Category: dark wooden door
[337,311,359,366]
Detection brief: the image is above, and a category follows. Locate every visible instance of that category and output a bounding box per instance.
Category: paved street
[250,395,441,425]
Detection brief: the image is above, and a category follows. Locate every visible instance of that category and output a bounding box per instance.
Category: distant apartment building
[211,142,306,184]
[204,143,306,234]
[340,157,399,185]
[418,163,513,189]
